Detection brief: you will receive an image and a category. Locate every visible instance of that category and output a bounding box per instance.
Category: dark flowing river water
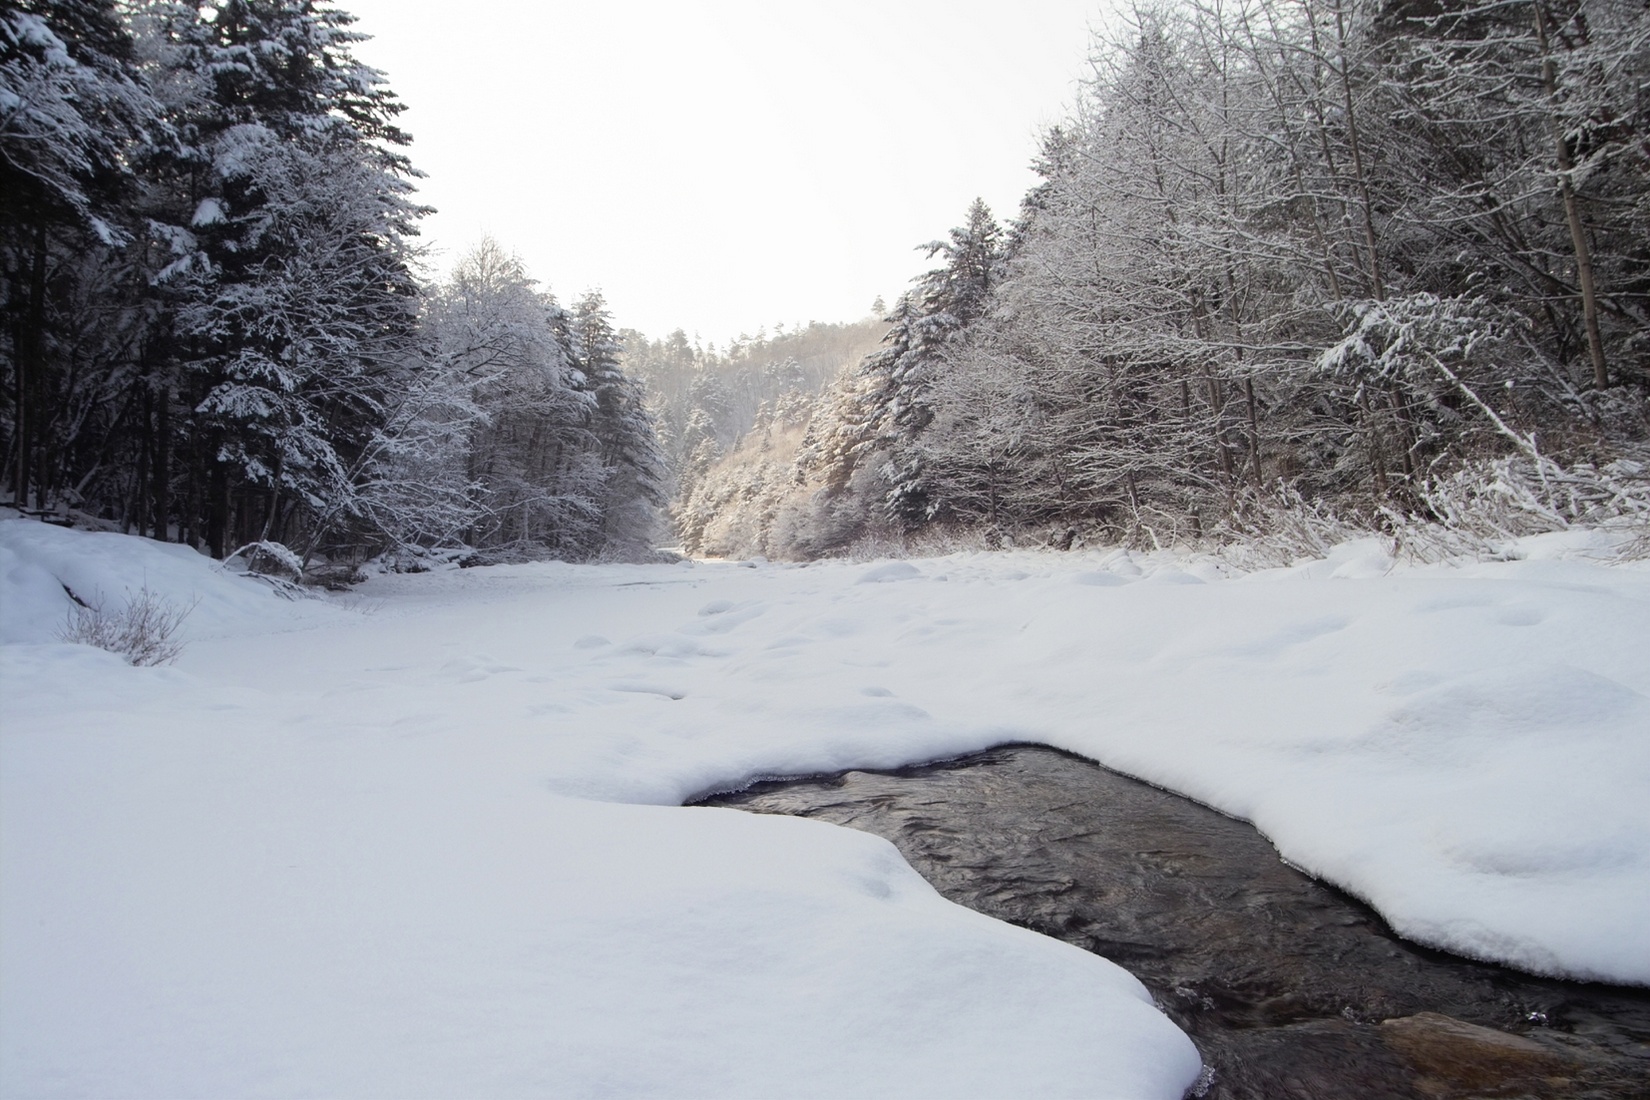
[693,744,1650,1099]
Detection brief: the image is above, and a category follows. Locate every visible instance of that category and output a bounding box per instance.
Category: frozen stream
[697,744,1650,1099]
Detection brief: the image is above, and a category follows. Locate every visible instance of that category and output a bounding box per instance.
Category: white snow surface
[4,518,1649,1097]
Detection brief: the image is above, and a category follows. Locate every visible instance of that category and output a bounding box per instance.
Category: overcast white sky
[343,1,1101,344]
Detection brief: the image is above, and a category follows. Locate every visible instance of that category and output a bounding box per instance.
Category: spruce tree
[572,292,668,558]
[848,198,1004,526]
[155,0,424,557]
[1,0,165,511]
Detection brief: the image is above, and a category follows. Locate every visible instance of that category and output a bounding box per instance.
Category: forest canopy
[672,0,1650,561]
[6,0,1647,572]
[1,0,667,571]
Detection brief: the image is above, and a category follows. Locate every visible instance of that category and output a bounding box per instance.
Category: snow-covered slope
[0,517,336,645]
[3,517,1647,1097]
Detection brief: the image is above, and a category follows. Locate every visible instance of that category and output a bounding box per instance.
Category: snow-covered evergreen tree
[151,0,425,557]
[821,199,1003,528]
[571,291,669,558]
[1,0,168,512]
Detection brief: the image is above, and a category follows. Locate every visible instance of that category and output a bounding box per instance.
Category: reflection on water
[695,744,1650,1100]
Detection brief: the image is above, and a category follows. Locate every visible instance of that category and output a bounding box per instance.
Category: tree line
[680,0,1648,559]
[621,317,886,534]
[621,318,884,557]
[2,0,666,569]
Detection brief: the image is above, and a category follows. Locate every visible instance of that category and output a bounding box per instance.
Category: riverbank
[4,517,1646,1095]
[703,745,1650,1099]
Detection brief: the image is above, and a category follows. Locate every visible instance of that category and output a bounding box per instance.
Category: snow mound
[1,522,1201,1098]
[0,518,333,646]
[856,561,921,583]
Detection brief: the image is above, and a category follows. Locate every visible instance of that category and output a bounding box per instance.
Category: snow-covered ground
[3,518,1647,1098]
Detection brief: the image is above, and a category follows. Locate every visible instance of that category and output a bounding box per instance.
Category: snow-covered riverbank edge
[3,517,1646,1097]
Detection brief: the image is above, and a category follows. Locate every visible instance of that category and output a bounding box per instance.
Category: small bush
[60,586,194,666]
[224,540,304,582]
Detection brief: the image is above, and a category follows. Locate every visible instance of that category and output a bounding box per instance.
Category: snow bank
[4,516,1647,1097]
[1,519,1198,1099]
[0,517,332,645]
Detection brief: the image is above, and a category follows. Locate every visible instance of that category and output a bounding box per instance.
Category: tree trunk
[1334,5,1385,301]
[1245,377,1262,490]
[1533,1,1609,388]
[1359,390,1390,501]
[260,455,283,543]
[208,457,229,559]
[134,385,151,536]
[14,223,48,507]
[153,387,170,542]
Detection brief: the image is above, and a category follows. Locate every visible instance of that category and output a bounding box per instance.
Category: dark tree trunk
[153,386,170,541]
[134,385,151,536]
[1533,2,1609,388]
[15,224,49,507]
[208,457,229,559]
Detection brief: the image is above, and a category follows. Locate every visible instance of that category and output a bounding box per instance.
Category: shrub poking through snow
[224,541,305,582]
[59,586,194,666]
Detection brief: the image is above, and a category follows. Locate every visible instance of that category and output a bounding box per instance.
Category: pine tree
[1,0,166,511]
[842,198,1004,526]
[572,291,668,558]
[154,0,425,557]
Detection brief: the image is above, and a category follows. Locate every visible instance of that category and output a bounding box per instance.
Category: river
[695,744,1650,1099]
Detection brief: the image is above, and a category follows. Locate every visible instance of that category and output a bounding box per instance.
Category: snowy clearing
[3,518,1647,1098]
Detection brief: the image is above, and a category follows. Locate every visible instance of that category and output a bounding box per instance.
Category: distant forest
[670,0,1650,560]
[5,0,1647,572]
